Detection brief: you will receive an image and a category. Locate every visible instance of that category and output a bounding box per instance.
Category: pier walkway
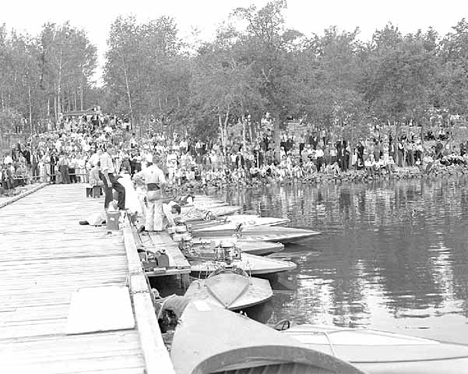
[0,184,175,374]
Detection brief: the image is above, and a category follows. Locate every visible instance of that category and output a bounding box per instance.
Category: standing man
[136,155,166,232]
[166,149,178,186]
[31,151,40,182]
[99,144,126,211]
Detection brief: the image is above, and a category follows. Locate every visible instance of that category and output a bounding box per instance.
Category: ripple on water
[223,178,468,343]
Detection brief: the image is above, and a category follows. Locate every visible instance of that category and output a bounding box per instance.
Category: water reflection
[217,176,468,343]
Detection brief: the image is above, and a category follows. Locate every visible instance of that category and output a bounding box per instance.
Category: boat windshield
[210,266,248,278]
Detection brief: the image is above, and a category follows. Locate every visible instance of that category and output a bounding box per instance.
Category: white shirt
[99,152,115,173]
[137,164,166,185]
[167,153,178,169]
[89,153,100,167]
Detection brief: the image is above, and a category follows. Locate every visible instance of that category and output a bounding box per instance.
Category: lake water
[214,176,468,344]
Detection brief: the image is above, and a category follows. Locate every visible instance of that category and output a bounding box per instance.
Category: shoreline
[2,163,466,209]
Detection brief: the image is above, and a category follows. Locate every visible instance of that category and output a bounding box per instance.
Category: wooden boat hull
[192,195,225,203]
[189,240,284,256]
[188,215,265,230]
[185,273,273,310]
[282,324,468,374]
[182,205,242,222]
[194,216,290,232]
[192,226,321,243]
[171,301,365,374]
[189,252,296,276]
[237,240,284,255]
[184,201,229,209]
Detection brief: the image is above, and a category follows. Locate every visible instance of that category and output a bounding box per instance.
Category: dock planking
[0,184,175,374]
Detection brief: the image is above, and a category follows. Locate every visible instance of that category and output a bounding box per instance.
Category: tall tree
[297,26,366,143]
[439,19,468,117]
[39,22,97,119]
[190,37,261,149]
[362,24,438,133]
[232,0,304,159]
[104,15,189,133]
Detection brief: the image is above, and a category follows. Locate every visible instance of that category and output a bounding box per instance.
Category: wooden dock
[0,184,175,374]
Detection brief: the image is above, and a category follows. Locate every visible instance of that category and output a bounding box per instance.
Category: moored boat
[189,238,284,255]
[170,301,365,374]
[192,225,321,243]
[189,251,296,276]
[193,215,290,232]
[279,323,468,374]
[180,238,295,276]
[182,205,242,222]
[184,266,273,310]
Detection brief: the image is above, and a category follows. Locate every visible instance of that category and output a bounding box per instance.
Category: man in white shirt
[179,138,188,153]
[315,146,324,172]
[99,144,126,211]
[135,155,166,232]
[3,154,13,165]
[166,150,178,185]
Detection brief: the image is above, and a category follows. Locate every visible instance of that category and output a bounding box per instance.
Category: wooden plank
[0,256,127,269]
[1,355,145,374]
[122,222,175,374]
[145,268,192,277]
[2,344,143,361]
[0,245,123,254]
[0,232,122,242]
[0,253,126,263]
[2,307,69,323]
[0,257,127,269]
[0,329,139,345]
[0,279,125,292]
[2,349,143,364]
[0,277,125,291]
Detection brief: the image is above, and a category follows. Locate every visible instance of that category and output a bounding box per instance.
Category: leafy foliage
[0,22,96,134]
[4,3,468,146]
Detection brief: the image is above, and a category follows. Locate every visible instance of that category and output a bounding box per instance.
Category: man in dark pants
[99,145,126,210]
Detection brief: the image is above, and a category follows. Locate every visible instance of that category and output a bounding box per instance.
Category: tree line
[2,0,468,147]
[0,21,98,133]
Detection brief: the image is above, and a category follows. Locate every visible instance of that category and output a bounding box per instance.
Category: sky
[2,0,468,83]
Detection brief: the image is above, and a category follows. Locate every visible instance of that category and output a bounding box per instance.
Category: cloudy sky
[2,0,468,80]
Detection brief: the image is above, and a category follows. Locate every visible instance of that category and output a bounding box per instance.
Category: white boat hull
[282,324,468,374]
[171,302,365,374]
[185,273,273,310]
[189,252,296,276]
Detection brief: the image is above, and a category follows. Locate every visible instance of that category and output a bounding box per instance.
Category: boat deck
[0,184,174,374]
[142,231,192,277]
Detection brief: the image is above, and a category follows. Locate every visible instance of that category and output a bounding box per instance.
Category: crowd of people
[1,112,468,202]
